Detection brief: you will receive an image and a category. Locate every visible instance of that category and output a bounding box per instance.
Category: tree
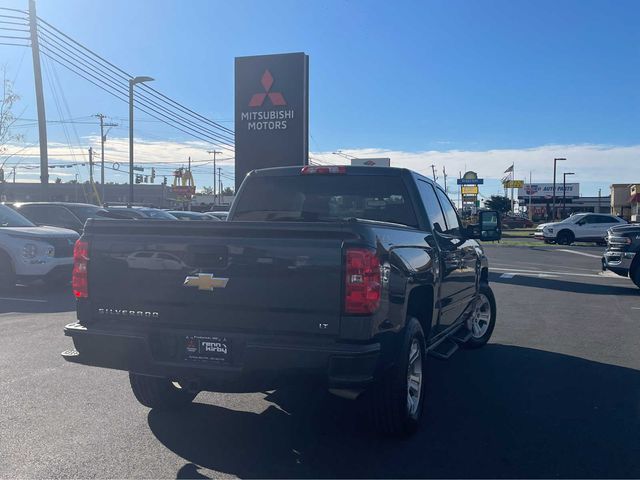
[0,69,23,156]
[222,186,234,195]
[484,195,512,213]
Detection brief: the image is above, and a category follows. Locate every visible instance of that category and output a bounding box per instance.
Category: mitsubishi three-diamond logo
[249,70,286,107]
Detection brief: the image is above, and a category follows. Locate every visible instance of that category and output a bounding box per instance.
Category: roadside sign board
[461,185,479,195]
[517,183,579,199]
[172,186,196,196]
[457,171,484,185]
[235,52,310,191]
[350,158,391,167]
[503,180,524,188]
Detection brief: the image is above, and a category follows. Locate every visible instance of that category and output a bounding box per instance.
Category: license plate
[184,335,230,363]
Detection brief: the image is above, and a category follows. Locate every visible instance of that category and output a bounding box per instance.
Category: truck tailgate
[86,221,353,337]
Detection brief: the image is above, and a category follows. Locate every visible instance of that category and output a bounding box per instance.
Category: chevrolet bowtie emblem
[183,274,229,291]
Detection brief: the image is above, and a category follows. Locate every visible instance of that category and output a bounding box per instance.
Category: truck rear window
[232,174,418,228]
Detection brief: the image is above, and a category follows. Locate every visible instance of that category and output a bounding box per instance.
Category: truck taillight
[72,239,89,298]
[344,248,381,314]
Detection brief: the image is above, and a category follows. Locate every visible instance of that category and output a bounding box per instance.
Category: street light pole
[128,76,154,207]
[552,158,566,220]
[562,172,575,219]
[207,150,222,204]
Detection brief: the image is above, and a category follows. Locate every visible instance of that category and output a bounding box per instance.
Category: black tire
[556,230,574,246]
[543,240,555,244]
[462,285,497,349]
[0,253,15,290]
[632,265,640,290]
[369,317,427,436]
[129,373,197,410]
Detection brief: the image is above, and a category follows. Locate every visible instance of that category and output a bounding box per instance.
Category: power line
[36,28,234,147]
[35,36,232,147]
[35,16,234,139]
[38,47,234,149]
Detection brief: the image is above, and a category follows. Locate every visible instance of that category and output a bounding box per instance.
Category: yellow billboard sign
[461,185,479,195]
[504,180,524,188]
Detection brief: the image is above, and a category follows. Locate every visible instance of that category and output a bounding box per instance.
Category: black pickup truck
[602,223,640,289]
[63,165,501,435]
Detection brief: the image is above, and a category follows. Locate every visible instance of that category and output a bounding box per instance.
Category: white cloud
[311,144,640,184]
[4,139,638,187]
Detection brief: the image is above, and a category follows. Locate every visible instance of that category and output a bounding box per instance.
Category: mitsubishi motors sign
[235,52,309,190]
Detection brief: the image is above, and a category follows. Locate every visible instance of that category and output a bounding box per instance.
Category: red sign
[249,70,287,107]
[172,186,196,196]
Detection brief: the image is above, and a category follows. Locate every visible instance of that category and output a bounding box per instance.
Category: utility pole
[28,0,49,199]
[598,188,602,213]
[528,171,532,220]
[430,164,437,182]
[96,114,117,205]
[88,147,94,184]
[218,167,222,201]
[443,166,448,193]
[208,150,222,204]
[12,166,16,184]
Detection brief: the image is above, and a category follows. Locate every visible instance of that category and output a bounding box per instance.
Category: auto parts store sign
[518,183,580,198]
[235,52,309,190]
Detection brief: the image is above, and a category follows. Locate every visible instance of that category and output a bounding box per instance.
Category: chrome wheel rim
[406,338,423,418]
[470,293,491,339]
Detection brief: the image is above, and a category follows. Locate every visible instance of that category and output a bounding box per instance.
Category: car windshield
[0,205,35,227]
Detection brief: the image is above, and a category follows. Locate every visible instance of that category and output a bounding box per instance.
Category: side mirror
[479,210,501,241]
[467,210,502,241]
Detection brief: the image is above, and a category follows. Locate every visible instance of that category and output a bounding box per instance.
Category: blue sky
[1,0,639,196]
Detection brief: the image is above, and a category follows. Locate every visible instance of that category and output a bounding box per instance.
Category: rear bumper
[63,322,381,392]
[602,251,636,276]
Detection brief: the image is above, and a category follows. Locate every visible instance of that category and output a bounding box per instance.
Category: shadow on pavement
[489,271,639,296]
[0,285,75,314]
[148,344,640,478]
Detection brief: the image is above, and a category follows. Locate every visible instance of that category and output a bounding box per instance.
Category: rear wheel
[556,230,574,245]
[369,317,426,436]
[0,253,15,290]
[129,373,197,410]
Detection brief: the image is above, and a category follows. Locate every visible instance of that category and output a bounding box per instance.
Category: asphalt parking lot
[1,244,639,479]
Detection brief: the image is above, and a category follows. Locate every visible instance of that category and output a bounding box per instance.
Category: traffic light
[144,176,149,183]
[135,174,142,184]
[150,168,156,183]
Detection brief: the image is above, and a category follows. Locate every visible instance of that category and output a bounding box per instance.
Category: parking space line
[0,297,48,303]
[500,273,516,279]
[557,249,602,259]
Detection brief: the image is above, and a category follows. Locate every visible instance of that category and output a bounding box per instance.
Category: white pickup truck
[0,204,79,288]
[534,213,626,245]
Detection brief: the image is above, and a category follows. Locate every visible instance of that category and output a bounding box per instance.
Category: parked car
[11,202,107,234]
[168,211,219,221]
[534,213,626,245]
[0,204,79,289]
[205,211,229,221]
[101,206,177,220]
[63,165,501,436]
[501,215,534,229]
[602,224,640,289]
